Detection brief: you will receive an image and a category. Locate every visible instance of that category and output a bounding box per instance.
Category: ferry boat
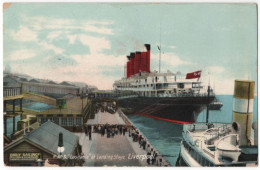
[209,98,223,110]
[113,44,215,123]
[176,80,258,166]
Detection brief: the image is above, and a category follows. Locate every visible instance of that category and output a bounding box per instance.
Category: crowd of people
[128,126,161,165]
[81,124,164,166]
[82,124,128,140]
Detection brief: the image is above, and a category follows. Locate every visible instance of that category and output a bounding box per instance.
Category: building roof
[24,121,79,155]
[19,77,28,82]
[48,80,57,85]
[5,121,79,156]
[29,79,40,83]
[60,81,74,86]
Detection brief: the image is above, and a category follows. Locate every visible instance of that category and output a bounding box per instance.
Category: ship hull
[116,96,215,123]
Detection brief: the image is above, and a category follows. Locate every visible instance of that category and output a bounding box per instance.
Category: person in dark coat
[152,152,157,165]
[139,135,143,144]
[112,129,115,137]
[147,151,151,165]
[102,127,105,136]
[129,128,132,137]
[123,127,125,136]
[142,140,146,150]
[85,128,88,136]
[139,138,143,148]
[119,126,122,135]
[89,131,92,140]
[107,129,110,138]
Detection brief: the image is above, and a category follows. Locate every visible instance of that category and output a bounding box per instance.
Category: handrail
[4,87,22,97]
[184,123,231,133]
[202,149,215,159]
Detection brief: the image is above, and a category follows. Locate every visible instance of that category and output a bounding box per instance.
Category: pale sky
[3,3,257,94]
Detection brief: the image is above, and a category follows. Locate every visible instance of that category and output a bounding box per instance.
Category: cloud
[7,49,36,61]
[5,16,124,89]
[207,66,225,74]
[78,34,111,54]
[38,41,63,54]
[28,17,73,30]
[46,31,68,42]
[27,17,114,35]
[10,26,38,42]
[67,35,77,44]
[83,24,113,35]
[47,53,125,89]
[169,45,176,49]
[70,54,84,64]
[154,52,195,67]
[208,76,235,95]
[86,20,114,25]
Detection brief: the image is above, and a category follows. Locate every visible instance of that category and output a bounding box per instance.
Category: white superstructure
[113,71,209,97]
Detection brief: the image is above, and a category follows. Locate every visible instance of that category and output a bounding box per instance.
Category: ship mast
[159,20,162,73]
[206,85,210,125]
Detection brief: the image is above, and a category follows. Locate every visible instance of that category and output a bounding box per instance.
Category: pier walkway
[75,132,144,166]
[87,111,125,125]
[74,111,170,167]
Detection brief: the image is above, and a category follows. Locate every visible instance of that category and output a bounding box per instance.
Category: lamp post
[36,155,44,166]
[57,132,65,166]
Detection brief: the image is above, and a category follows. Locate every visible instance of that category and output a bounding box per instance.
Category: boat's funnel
[144,44,150,73]
[144,44,150,51]
[130,52,135,58]
[232,80,255,146]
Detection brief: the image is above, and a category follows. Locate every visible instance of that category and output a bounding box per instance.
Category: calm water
[5,115,21,138]
[23,102,55,112]
[5,102,55,138]
[127,95,258,166]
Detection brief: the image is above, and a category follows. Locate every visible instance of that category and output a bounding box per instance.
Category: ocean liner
[113,44,215,123]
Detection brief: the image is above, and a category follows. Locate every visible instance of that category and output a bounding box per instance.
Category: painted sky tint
[3,3,257,94]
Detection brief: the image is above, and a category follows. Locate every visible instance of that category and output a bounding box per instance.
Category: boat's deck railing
[183,123,233,160]
[91,91,215,99]
[145,93,215,98]
[184,123,231,132]
[202,148,215,159]
[183,123,232,146]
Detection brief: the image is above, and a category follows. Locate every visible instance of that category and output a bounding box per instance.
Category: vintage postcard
[3,2,258,167]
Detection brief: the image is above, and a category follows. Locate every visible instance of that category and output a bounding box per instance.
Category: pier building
[4,121,82,166]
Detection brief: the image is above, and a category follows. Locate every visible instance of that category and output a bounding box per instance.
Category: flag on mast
[186,70,202,79]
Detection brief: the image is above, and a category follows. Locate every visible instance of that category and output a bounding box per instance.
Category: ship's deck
[182,123,236,165]
[182,123,258,166]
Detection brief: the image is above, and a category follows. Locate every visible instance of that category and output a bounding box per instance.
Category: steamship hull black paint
[117,96,214,123]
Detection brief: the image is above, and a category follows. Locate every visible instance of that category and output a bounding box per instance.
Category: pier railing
[117,109,171,166]
[4,87,22,97]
